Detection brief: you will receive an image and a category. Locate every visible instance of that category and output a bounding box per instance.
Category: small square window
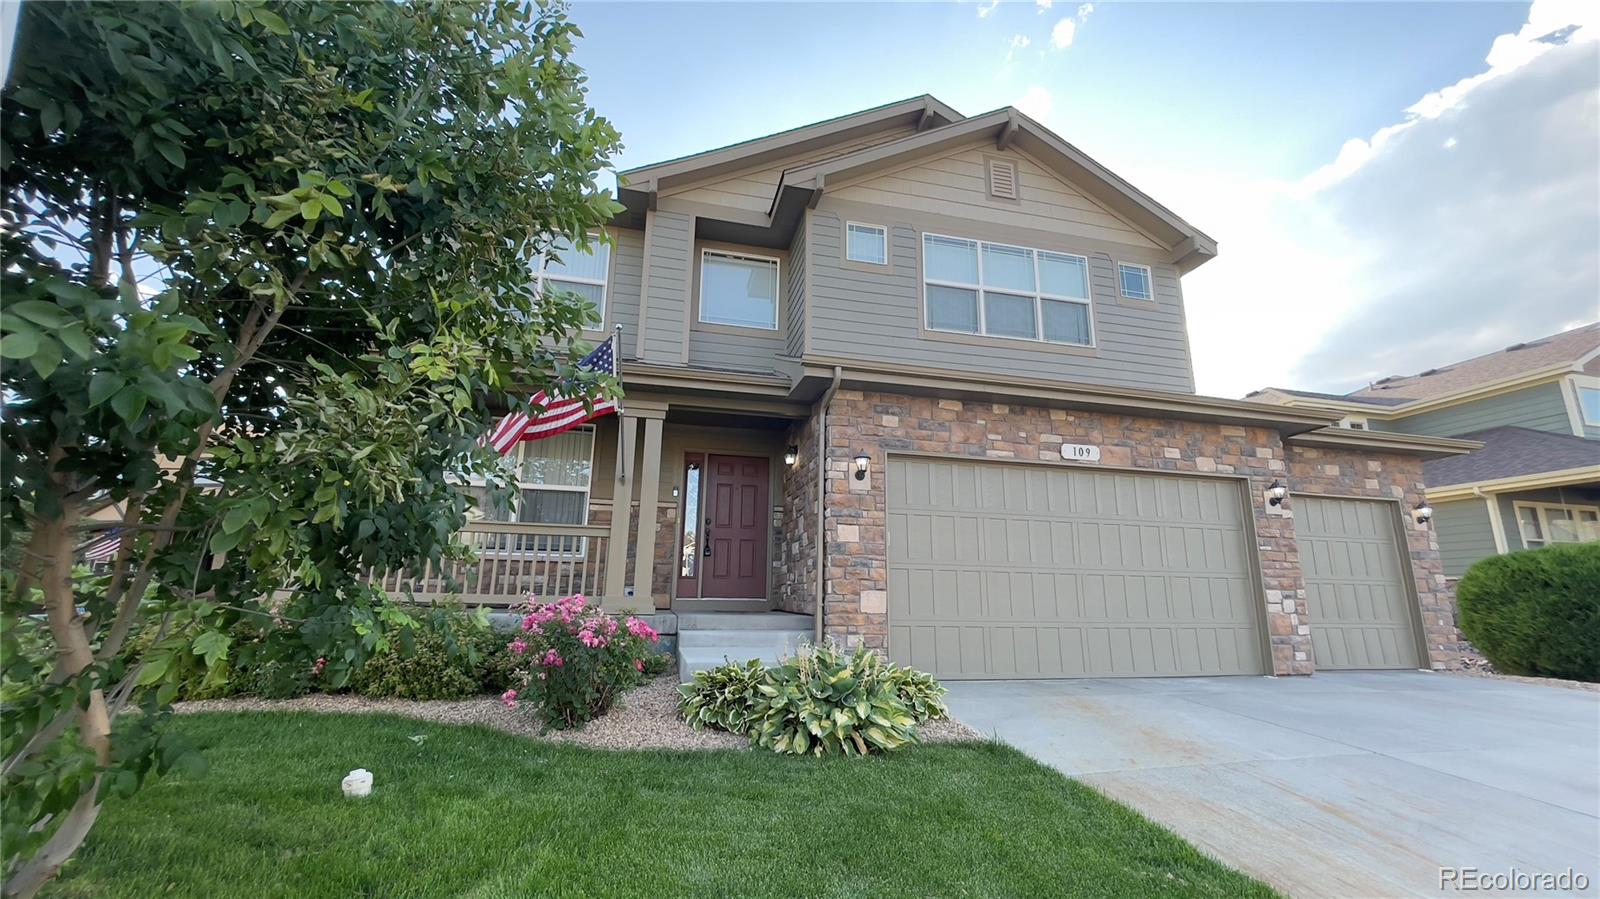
[1118,263,1153,301]
[845,223,887,265]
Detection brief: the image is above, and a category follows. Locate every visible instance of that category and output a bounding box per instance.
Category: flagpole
[612,323,627,485]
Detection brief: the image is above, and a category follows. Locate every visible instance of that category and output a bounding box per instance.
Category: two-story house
[1251,322,1600,579]
[404,96,1482,680]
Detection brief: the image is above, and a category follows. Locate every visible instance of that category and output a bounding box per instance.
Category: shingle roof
[1351,322,1600,403]
[1249,388,1413,407]
[1424,427,1600,487]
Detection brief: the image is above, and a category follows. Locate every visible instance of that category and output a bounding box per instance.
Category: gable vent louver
[988,159,1018,200]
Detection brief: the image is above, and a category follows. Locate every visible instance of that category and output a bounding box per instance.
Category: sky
[569,0,1599,398]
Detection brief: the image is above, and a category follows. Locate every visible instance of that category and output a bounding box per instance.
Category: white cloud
[1077,2,1094,18]
[977,0,1001,19]
[1049,17,1077,48]
[1017,85,1053,118]
[1036,0,1052,11]
[1160,0,1600,397]
[1010,34,1031,49]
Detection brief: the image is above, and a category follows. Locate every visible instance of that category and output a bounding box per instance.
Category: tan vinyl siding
[785,218,807,358]
[1382,382,1574,437]
[687,327,786,375]
[829,144,1161,250]
[806,211,1196,392]
[607,227,644,356]
[663,128,918,215]
[641,210,692,362]
[1431,498,1500,578]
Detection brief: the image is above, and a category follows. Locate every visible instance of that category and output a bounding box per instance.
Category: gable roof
[1351,322,1600,402]
[1424,426,1600,487]
[615,97,1217,270]
[618,95,961,193]
[778,107,1217,271]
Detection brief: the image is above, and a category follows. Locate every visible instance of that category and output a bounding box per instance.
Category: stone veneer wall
[588,501,677,608]
[775,409,821,615]
[816,389,1470,674]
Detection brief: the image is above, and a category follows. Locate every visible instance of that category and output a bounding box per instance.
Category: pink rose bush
[504,594,662,729]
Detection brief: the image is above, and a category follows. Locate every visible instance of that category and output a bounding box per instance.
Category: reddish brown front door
[701,454,769,599]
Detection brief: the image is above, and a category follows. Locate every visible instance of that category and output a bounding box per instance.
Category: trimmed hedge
[1455,542,1600,682]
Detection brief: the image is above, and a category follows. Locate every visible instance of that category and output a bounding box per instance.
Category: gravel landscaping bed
[176,674,986,749]
[1444,668,1599,692]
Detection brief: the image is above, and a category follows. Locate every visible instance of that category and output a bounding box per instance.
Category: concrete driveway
[945,672,1600,898]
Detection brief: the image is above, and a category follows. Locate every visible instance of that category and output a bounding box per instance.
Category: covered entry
[1298,496,1422,670]
[886,457,1266,679]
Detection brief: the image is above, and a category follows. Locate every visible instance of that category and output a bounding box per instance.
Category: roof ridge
[1353,320,1600,392]
[618,95,958,177]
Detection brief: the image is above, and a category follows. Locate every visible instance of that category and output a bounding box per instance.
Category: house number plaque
[1060,443,1102,462]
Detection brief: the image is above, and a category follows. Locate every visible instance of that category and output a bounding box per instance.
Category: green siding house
[1251,323,1600,577]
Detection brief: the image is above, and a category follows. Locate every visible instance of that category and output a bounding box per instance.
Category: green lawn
[48,712,1275,898]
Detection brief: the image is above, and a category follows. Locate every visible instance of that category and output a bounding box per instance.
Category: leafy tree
[0,2,621,894]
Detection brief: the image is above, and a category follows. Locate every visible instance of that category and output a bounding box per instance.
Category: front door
[701,454,770,599]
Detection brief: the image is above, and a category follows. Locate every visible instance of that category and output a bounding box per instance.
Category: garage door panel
[888,458,1265,679]
[1299,496,1420,670]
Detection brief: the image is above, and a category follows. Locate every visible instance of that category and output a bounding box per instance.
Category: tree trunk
[2,495,113,899]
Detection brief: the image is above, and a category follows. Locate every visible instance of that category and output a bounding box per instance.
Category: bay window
[922,233,1093,347]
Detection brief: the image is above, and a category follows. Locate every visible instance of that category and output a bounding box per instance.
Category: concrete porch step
[672,598,773,613]
[679,647,788,680]
[675,612,812,682]
[675,611,813,632]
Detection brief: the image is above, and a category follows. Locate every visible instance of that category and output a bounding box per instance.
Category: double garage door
[885,458,1420,679]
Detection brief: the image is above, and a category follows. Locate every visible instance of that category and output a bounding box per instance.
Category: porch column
[603,414,637,610]
[602,402,667,614]
[631,413,666,609]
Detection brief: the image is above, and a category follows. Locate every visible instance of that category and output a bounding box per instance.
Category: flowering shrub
[505,594,661,729]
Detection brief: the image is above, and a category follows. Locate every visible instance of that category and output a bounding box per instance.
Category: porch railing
[367,521,611,607]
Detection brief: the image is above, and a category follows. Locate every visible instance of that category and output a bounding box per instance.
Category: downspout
[814,366,843,643]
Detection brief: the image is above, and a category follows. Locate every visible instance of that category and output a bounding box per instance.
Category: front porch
[371,395,820,624]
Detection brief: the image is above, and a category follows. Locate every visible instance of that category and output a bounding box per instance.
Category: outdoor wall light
[853,453,870,481]
[785,445,799,466]
[1266,480,1288,507]
[1414,501,1434,525]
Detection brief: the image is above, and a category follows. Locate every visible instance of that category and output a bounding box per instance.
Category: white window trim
[536,236,608,325]
[921,231,1094,348]
[1340,416,1369,430]
[457,426,596,557]
[1576,380,1600,427]
[1512,500,1600,548]
[1117,262,1153,301]
[844,222,888,265]
[698,249,781,331]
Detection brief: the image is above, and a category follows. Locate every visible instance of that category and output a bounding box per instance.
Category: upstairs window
[846,222,888,265]
[1118,262,1153,300]
[922,233,1092,347]
[699,250,779,330]
[537,236,609,327]
[1579,385,1600,426]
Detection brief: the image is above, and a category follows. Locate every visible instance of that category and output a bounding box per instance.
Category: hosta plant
[881,663,950,722]
[505,594,660,729]
[678,658,767,734]
[750,643,930,757]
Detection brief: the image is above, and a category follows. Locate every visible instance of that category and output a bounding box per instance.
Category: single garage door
[1298,496,1421,670]
[886,457,1265,679]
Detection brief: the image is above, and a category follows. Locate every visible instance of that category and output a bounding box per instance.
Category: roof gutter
[1284,428,1482,460]
[1426,464,1600,502]
[814,366,842,644]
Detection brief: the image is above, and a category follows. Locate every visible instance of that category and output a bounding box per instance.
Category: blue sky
[571,0,1598,397]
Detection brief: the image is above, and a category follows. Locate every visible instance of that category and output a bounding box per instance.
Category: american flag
[487,334,620,455]
[80,528,122,564]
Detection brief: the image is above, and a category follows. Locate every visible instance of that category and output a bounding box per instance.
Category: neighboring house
[397,96,1482,679]
[1250,323,1600,579]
